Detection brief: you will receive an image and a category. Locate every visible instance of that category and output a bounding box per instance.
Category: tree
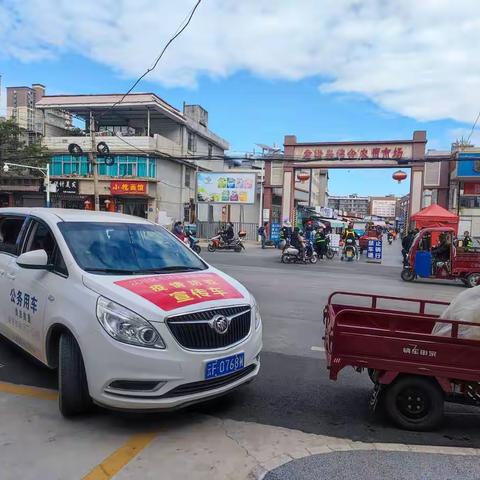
[0,119,49,171]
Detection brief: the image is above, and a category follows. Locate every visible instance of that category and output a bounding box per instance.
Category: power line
[97,0,202,120]
[467,110,480,144]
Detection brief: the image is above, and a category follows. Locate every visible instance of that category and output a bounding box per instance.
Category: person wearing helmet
[342,223,359,260]
[290,226,306,261]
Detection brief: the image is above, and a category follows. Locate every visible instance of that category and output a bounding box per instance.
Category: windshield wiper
[84,268,138,275]
[135,266,205,273]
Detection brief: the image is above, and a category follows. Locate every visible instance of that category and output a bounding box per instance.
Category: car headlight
[252,296,262,330]
[96,297,165,349]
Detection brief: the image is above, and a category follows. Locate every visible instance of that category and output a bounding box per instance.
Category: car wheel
[401,268,415,282]
[466,273,480,288]
[59,332,92,417]
[384,376,444,431]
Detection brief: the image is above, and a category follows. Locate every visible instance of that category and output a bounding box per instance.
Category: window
[208,143,213,158]
[0,217,26,255]
[24,221,68,276]
[185,169,191,188]
[460,196,480,208]
[187,131,196,152]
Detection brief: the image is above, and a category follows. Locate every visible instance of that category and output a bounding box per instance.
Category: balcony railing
[42,134,179,156]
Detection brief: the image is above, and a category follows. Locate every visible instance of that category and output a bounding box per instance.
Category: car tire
[384,376,444,431]
[59,332,92,417]
[401,268,415,282]
[466,273,480,288]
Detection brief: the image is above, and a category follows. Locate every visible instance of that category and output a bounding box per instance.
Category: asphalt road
[1,241,479,452]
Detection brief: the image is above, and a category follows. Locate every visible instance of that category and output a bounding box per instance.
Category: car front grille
[163,364,257,398]
[166,306,251,350]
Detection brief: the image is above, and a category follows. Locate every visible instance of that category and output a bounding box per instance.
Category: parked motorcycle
[341,238,357,262]
[208,232,245,252]
[281,240,318,264]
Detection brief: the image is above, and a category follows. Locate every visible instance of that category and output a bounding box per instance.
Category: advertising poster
[197,172,256,204]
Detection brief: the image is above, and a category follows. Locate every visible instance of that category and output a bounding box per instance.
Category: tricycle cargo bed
[324,292,480,387]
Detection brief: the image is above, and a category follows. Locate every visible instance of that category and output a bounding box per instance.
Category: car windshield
[58,222,207,275]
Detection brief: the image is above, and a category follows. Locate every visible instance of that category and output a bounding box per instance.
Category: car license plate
[205,353,245,379]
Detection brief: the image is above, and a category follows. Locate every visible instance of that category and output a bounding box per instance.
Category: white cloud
[1,0,480,124]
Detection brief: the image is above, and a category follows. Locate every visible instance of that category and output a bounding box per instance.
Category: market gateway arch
[262,130,449,226]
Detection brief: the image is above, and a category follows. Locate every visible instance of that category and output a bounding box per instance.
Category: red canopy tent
[411,204,459,234]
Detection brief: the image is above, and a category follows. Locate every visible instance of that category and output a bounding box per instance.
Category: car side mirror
[16,249,49,270]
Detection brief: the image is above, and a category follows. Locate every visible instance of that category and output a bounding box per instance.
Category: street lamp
[3,161,51,207]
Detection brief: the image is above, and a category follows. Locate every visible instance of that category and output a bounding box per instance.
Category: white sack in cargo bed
[432,286,480,340]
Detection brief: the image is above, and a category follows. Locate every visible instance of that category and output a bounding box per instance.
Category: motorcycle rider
[172,221,186,242]
[342,223,358,260]
[314,227,328,259]
[279,221,292,251]
[222,222,235,245]
[290,227,306,262]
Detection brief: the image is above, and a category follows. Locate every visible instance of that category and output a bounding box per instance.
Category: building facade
[328,195,369,217]
[35,93,229,223]
[369,195,397,219]
[449,149,480,237]
[6,84,72,142]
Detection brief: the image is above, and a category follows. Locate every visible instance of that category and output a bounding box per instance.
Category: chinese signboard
[110,181,147,196]
[464,182,480,195]
[270,222,281,242]
[366,238,382,263]
[457,153,480,178]
[115,272,244,311]
[294,143,413,164]
[197,172,256,204]
[51,179,79,194]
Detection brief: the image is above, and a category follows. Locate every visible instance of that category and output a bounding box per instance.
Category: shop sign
[457,152,480,178]
[463,182,480,195]
[111,180,147,195]
[51,179,79,194]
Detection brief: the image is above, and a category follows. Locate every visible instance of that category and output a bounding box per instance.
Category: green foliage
[0,119,49,172]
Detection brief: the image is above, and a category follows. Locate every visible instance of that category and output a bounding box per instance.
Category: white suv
[0,208,262,416]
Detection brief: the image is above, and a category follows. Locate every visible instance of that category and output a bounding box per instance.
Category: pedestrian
[258,221,268,249]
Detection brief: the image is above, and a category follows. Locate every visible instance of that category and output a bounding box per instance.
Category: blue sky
[1,0,479,197]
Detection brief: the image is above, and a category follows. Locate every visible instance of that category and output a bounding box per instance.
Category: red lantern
[392,170,407,183]
[297,172,310,182]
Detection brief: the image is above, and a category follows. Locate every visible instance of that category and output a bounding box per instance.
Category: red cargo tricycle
[324,291,480,431]
[401,227,480,287]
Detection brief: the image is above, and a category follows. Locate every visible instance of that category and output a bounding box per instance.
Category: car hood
[82,267,252,322]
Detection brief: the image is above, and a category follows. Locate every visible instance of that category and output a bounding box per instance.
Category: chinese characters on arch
[297,145,412,161]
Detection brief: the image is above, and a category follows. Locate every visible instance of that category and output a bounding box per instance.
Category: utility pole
[89,111,100,211]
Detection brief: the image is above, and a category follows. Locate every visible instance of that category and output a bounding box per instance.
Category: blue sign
[367,238,382,263]
[457,153,480,178]
[270,222,281,242]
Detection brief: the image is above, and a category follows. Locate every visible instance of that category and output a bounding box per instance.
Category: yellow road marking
[0,381,57,401]
[82,432,157,480]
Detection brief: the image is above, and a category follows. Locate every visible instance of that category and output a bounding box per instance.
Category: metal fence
[196,221,258,240]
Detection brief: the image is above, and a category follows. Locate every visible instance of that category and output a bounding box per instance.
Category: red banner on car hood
[114,272,244,311]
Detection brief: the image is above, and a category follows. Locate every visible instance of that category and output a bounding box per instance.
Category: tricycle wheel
[401,268,415,282]
[367,368,376,384]
[384,376,444,431]
[465,273,480,288]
